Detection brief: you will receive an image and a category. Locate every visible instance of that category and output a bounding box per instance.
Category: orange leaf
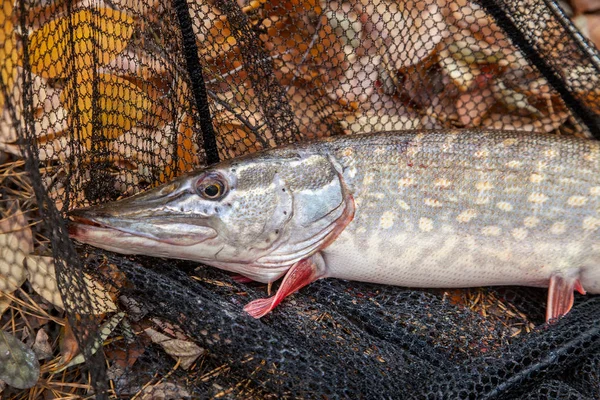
[159,113,199,183]
[29,8,134,79]
[60,73,154,149]
[0,0,19,109]
[59,320,80,365]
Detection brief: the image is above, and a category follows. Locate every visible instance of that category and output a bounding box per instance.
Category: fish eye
[196,174,228,200]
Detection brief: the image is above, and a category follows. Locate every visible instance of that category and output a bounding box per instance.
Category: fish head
[68,150,354,282]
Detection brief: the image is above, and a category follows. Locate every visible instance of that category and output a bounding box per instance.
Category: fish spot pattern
[496,202,513,212]
[379,211,395,229]
[481,226,501,236]
[419,217,434,232]
[512,228,528,240]
[567,196,587,207]
[528,192,548,204]
[424,198,442,207]
[476,181,494,191]
[583,217,600,231]
[398,177,415,187]
[550,221,567,235]
[524,216,540,228]
[457,209,477,223]
[529,173,544,183]
[397,200,410,210]
[434,178,452,188]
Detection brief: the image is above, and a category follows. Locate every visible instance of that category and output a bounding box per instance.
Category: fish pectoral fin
[231,274,255,284]
[243,253,326,319]
[546,274,586,323]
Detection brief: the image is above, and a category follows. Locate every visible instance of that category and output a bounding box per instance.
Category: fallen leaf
[574,14,600,51]
[25,255,117,314]
[481,111,568,133]
[138,382,192,400]
[0,330,40,389]
[159,113,200,183]
[29,7,134,79]
[0,295,10,315]
[364,0,448,70]
[342,112,422,134]
[0,208,33,294]
[144,328,204,370]
[571,0,600,14]
[60,72,155,149]
[59,320,79,365]
[455,87,495,127]
[56,312,124,372]
[0,0,19,110]
[32,329,53,360]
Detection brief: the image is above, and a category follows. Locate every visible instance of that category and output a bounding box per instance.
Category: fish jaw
[68,220,165,255]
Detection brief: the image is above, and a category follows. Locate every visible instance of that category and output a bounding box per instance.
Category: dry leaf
[56,312,124,371]
[159,113,200,183]
[455,87,495,127]
[138,382,192,400]
[0,295,10,315]
[0,0,19,110]
[481,111,568,133]
[574,14,600,50]
[342,112,422,134]
[144,328,204,370]
[0,209,33,294]
[61,73,156,149]
[32,329,53,360]
[571,0,600,14]
[363,0,448,70]
[0,330,40,389]
[25,255,117,314]
[59,320,80,365]
[29,7,134,79]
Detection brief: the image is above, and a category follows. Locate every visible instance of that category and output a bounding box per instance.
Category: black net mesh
[1,0,600,398]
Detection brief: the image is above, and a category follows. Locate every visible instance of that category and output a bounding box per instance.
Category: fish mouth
[67,210,218,247]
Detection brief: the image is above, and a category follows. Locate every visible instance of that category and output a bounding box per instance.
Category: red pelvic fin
[243,255,325,319]
[231,274,254,284]
[546,274,585,322]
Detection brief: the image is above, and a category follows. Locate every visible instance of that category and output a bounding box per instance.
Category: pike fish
[68,130,600,321]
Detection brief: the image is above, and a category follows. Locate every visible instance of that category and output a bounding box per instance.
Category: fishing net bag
[1,0,600,398]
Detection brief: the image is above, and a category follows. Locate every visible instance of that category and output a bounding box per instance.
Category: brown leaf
[364,0,448,70]
[455,87,495,127]
[0,0,19,110]
[0,295,10,315]
[56,313,124,371]
[0,208,33,294]
[138,382,192,400]
[159,113,200,183]
[29,8,135,79]
[106,340,147,371]
[32,329,53,360]
[574,14,600,51]
[59,320,79,365]
[25,255,117,314]
[571,0,600,14]
[60,73,156,149]
[144,328,204,370]
[481,111,568,133]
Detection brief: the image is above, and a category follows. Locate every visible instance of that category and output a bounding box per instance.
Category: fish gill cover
[0,0,600,398]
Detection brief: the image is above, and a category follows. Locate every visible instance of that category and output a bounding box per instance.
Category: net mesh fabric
[0,0,599,398]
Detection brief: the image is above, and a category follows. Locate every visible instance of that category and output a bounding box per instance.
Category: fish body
[68,130,600,320]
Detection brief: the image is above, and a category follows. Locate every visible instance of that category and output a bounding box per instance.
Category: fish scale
[324,132,599,290]
[68,130,600,321]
